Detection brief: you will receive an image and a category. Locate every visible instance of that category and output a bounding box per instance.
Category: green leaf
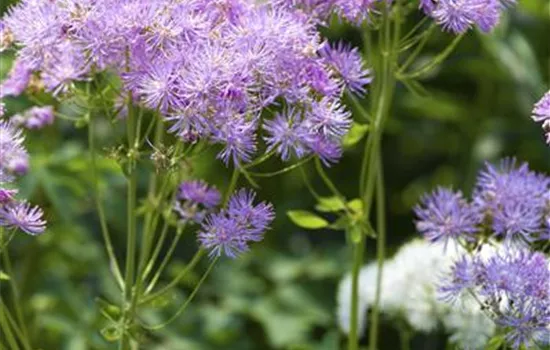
[347,199,363,215]
[315,196,346,213]
[343,122,370,148]
[485,335,505,350]
[287,210,329,229]
[0,270,10,280]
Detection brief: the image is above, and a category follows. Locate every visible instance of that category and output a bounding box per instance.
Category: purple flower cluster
[415,158,550,245]
[420,0,517,34]
[0,121,46,235]
[198,189,274,258]
[441,248,550,349]
[532,90,550,144]
[276,0,384,26]
[2,0,374,166]
[11,106,55,129]
[174,180,221,224]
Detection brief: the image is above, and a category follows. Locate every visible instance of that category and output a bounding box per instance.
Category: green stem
[89,113,124,289]
[120,94,138,350]
[397,33,465,79]
[1,247,31,350]
[224,168,241,205]
[368,151,386,350]
[397,24,435,75]
[144,226,185,295]
[141,220,171,284]
[0,302,19,350]
[349,4,397,350]
[143,255,218,330]
[139,249,206,305]
[132,118,165,304]
[1,301,28,350]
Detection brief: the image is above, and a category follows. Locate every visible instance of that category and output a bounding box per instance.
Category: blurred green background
[1,1,549,349]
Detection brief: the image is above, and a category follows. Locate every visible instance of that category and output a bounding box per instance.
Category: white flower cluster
[337,239,495,349]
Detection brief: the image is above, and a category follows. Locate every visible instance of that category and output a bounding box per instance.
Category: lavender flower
[178,180,221,209]
[414,187,481,245]
[531,90,550,144]
[263,108,308,161]
[441,248,550,349]
[319,42,373,96]
[473,158,550,243]
[0,120,29,181]
[12,106,55,129]
[2,0,368,167]
[198,189,274,258]
[0,201,46,235]
[0,58,32,97]
[426,0,511,34]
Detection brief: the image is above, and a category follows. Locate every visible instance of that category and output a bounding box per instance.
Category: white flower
[337,239,496,349]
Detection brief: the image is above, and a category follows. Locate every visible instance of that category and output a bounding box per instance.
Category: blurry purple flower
[531,91,550,144]
[0,58,32,97]
[0,188,17,204]
[0,201,46,235]
[178,180,221,209]
[319,41,373,96]
[0,120,29,181]
[12,106,55,129]
[415,187,481,245]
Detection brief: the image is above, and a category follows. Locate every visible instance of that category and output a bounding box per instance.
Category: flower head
[531,90,550,144]
[0,201,46,235]
[472,158,550,243]
[0,58,32,97]
[0,120,29,181]
[198,188,274,258]
[429,0,504,34]
[414,187,481,245]
[178,180,221,209]
[263,108,308,161]
[319,41,373,96]
[12,106,55,129]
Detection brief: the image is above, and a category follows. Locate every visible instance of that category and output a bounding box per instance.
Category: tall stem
[368,152,386,350]
[1,247,31,350]
[88,113,124,288]
[120,95,138,350]
[349,3,398,350]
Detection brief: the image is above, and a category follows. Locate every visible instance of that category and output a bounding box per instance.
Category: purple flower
[0,188,17,204]
[198,188,274,258]
[0,120,29,181]
[531,90,550,144]
[319,41,373,96]
[414,187,481,245]
[0,58,32,98]
[439,255,479,302]
[304,134,343,166]
[431,0,501,34]
[211,116,258,166]
[0,201,46,235]
[178,180,221,209]
[473,158,550,243]
[263,108,308,161]
[440,247,550,350]
[305,97,352,138]
[12,106,55,129]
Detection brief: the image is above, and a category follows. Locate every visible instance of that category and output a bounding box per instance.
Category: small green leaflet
[287,210,329,229]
